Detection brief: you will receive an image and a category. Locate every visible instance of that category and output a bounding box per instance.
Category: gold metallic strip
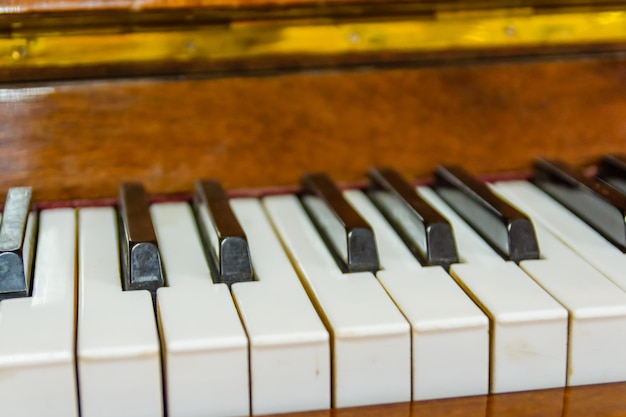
[2,9,626,67]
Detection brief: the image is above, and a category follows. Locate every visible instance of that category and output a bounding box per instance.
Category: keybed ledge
[418,187,568,394]
[77,207,162,417]
[150,202,249,417]
[301,173,380,273]
[0,209,77,417]
[367,168,458,269]
[263,194,410,408]
[493,182,626,386]
[343,189,489,401]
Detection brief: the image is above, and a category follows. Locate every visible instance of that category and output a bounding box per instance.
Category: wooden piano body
[2,0,626,415]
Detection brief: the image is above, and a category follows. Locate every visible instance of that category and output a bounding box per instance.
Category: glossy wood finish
[2,56,626,203]
[261,382,626,417]
[19,0,626,14]
[4,0,626,12]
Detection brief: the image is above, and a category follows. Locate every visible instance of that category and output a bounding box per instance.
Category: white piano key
[263,195,410,408]
[492,180,626,292]
[491,181,626,386]
[150,202,249,417]
[342,190,489,401]
[419,187,568,394]
[77,207,162,417]
[229,198,330,415]
[519,232,626,386]
[0,209,77,417]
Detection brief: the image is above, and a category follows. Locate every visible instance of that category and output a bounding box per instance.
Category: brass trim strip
[2,9,626,73]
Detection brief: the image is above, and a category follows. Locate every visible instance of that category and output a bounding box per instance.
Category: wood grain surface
[1,57,625,202]
[260,382,626,417]
[4,0,626,12]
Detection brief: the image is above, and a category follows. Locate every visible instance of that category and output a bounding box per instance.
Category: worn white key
[150,202,248,417]
[492,181,626,385]
[230,198,330,415]
[519,225,626,386]
[0,209,77,417]
[492,180,626,292]
[343,190,489,401]
[264,195,410,408]
[418,187,568,393]
[77,207,162,417]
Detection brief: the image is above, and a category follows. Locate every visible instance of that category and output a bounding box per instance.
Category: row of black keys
[1,155,625,300]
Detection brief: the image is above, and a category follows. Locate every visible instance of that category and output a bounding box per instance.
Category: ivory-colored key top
[492,181,626,292]
[264,195,410,408]
[343,190,489,401]
[520,239,626,386]
[77,207,162,417]
[492,181,626,386]
[151,202,249,417]
[419,187,568,394]
[0,209,77,417]
[230,198,330,415]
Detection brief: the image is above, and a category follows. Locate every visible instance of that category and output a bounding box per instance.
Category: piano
[3,0,626,416]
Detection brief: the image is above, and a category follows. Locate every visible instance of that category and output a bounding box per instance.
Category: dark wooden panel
[1,57,626,202]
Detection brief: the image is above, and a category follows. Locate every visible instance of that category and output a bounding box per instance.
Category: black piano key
[194,179,253,286]
[367,167,458,269]
[301,173,379,273]
[434,165,540,263]
[0,187,35,300]
[534,158,626,252]
[118,183,165,296]
[597,154,626,195]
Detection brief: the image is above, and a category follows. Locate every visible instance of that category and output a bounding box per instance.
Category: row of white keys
[150,202,248,417]
[492,181,626,385]
[417,187,569,394]
[492,180,626,291]
[0,209,77,417]
[342,190,489,401]
[78,207,162,417]
[229,198,330,415]
[263,195,411,408]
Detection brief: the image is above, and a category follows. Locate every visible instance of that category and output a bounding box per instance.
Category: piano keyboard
[2,158,626,417]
